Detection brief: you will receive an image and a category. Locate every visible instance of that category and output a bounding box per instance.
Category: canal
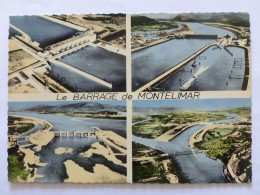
[132,22,243,91]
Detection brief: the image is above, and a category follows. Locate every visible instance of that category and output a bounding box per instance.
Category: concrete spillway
[48,59,112,89]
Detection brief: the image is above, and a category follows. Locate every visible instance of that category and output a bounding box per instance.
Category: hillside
[9,102,126,114]
[131,15,158,26]
[172,12,250,27]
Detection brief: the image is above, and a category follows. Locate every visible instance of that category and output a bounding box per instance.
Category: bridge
[48,59,112,89]
[54,131,97,137]
[135,42,218,92]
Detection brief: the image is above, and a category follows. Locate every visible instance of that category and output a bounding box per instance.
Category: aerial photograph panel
[9,14,126,93]
[131,13,250,92]
[132,99,251,183]
[8,101,127,183]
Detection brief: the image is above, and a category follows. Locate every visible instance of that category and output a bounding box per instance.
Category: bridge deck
[54,131,97,137]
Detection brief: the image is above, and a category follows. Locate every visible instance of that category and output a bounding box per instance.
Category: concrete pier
[10,24,32,42]
[54,131,97,138]
[39,15,87,31]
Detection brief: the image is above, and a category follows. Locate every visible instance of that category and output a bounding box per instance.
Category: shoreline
[8,114,54,182]
[132,23,195,52]
[38,112,127,120]
[64,128,127,183]
[132,142,179,183]
[64,160,126,183]
[155,122,206,142]
[189,116,248,183]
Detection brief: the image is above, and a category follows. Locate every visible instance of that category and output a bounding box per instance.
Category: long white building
[47,31,96,55]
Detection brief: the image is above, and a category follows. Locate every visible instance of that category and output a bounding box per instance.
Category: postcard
[7,13,251,184]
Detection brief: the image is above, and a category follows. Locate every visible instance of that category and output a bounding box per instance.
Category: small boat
[191,60,197,67]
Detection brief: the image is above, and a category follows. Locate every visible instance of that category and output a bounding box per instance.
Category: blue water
[132,39,215,90]
[10,112,126,133]
[10,16,78,48]
[184,22,237,39]
[157,46,246,91]
[53,46,126,92]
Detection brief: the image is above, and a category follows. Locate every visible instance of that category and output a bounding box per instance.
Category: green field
[228,107,251,120]
[8,116,35,135]
[131,15,177,31]
[132,23,178,31]
[133,112,226,139]
[133,142,175,183]
[195,127,251,164]
[169,112,226,122]
[8,152,32,182]
[133,115,176,138]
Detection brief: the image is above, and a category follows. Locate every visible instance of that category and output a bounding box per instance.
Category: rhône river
[11,112,126,182]
[133,113,240,183]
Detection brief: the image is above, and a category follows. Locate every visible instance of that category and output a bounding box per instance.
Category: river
[10,112,126,183]
[183,22,237,38]
[132,113,240,183]
[132,22,243,91]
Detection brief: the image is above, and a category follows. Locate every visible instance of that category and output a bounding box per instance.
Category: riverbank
[132,23,195,52]
[39,15,87,31]
[133,112,226,139]
[203,22,250,40]
[64,128,127,183]
[190,113,252,183]
[40,112,126,120]
[64,160,126,183]
[8,114,54,182]
[156,122,206,142]
[132,142,179,183]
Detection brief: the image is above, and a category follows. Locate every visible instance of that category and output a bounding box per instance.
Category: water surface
[51,46,126,92]
[10,16,78,48]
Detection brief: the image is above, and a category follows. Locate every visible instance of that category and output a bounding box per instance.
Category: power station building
[46,30,96,55]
